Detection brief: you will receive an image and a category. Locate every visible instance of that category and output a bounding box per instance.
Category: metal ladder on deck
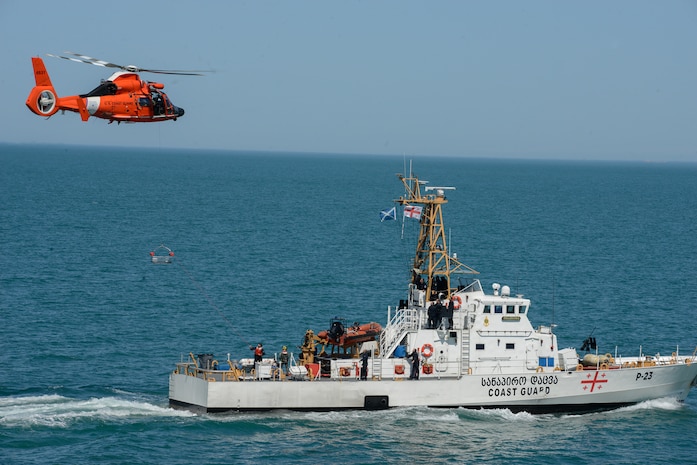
[461,328,471,375]
[371,357,382,380]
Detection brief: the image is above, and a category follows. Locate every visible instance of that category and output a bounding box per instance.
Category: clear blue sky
[2,1,696,161]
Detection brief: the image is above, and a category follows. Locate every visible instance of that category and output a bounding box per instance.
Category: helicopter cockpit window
[138,97,151,107]
[162,95,174,113]
[79,81,118,98]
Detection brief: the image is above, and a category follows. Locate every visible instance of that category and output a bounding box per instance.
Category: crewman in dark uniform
[444,298,454,329]
[428,296,445,329]
[360,351,369,380]
[409,349,420,380]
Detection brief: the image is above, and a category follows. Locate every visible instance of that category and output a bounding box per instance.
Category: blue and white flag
[380,206,397,222]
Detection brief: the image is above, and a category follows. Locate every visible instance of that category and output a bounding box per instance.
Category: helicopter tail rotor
[37,90,57,114]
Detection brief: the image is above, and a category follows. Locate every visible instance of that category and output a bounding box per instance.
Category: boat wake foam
[292,406,537,424]
[0,394,194,428]
[616,397,684,412]
[466,407,536,422]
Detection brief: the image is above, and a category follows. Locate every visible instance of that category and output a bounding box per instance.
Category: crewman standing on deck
[444,298,454,329]
[409,349,420,380]
[279,345,289,375]
[250,343,265,364]
[428,296,444,329]
[360,351,369,380]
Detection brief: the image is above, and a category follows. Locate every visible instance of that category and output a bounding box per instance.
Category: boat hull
[169,362,697,414]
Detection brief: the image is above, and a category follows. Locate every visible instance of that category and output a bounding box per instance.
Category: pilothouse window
[483,305,491,314]
[506,305,515,314]
[494,305,503,314]
[519,306,527,314]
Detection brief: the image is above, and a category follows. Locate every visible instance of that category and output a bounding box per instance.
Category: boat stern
[169,367,210,413]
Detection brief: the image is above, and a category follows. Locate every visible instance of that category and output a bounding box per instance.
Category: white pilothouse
[169,171,697,413]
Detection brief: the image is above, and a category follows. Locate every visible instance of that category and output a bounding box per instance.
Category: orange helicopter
[26,52,206,123]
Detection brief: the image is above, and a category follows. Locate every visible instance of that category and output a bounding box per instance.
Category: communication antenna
[551,276,556,331]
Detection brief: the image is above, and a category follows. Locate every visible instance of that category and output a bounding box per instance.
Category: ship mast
[396,172,478,302]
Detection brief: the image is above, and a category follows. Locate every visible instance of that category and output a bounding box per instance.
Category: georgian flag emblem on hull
[581,371,608,392]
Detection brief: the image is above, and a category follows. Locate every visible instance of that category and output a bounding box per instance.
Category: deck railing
[380,307,420,357]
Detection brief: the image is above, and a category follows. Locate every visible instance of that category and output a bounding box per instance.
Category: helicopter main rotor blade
[137,68,208,76]
[47,52,123,70]
[48,52,210,76]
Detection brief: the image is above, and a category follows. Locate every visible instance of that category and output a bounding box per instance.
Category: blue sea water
[1,144,697,464]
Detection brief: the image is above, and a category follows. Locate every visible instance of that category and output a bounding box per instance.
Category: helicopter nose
[175,106,185,117]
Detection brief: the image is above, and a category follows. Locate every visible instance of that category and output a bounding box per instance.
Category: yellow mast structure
[396,172,478,302]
